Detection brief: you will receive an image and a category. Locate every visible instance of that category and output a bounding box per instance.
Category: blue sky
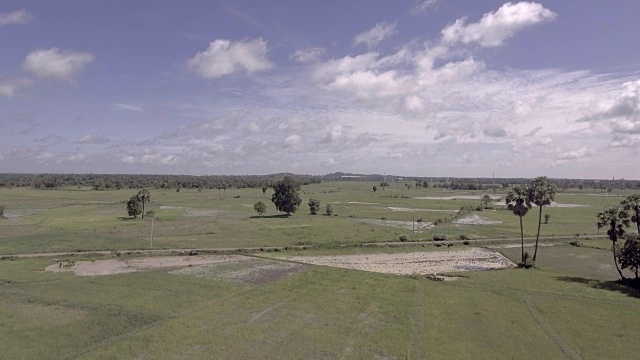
[1,1,639,178]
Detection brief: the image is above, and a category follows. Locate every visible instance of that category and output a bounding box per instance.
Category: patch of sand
[360,219,434,232]
[331,201,379,205]
[387,207,458,213]
[286,248,515,275]
[414,195,502,200]
[45,255,250,276]
[453,214,502,225]
[497,201,587,208]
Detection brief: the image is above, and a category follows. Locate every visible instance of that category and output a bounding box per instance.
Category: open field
[1,241,640,359]
[1,183,640,359]
[0,182,634,255]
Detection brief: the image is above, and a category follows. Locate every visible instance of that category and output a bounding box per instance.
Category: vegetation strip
[522,296,583,360]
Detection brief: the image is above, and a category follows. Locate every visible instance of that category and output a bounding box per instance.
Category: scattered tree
[127,196,142,219]
[528,176,557,262]
[380,181,389,189]
[544,213,551,224]
[262,186,268,194]
[422,180,429,188]
[271,177,302,216]
[597,207,630,280]
[325,204,334,216]
[0,204,5,219]
[253,201,266,217]
[621,194,640,233]
[372,185,377,192]
[136,189,151,219]
[506,185,531,263]
[619,234,640,279]
[308,198,320,215]
[481,194,492,209]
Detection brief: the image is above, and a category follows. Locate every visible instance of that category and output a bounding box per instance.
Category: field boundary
[3,234,606,259]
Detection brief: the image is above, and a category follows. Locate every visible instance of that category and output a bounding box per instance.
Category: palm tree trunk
[519,215,524,263]
[612,244,625,280]
[141,201,145,219]
[533,205,542,261]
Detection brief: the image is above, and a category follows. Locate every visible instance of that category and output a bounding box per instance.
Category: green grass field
[0,183,632,255]
[1,183,639,359]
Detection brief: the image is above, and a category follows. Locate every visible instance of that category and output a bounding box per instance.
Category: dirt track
[3,234,606,259]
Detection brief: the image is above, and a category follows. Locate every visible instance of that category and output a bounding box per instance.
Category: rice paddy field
[1,182,639,359]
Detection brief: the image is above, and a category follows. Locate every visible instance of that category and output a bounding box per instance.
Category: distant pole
[150,216,154,248]
[412,215,415,239]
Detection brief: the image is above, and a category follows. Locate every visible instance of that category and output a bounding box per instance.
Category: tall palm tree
[597,207,630,280]
[506,185,531,263]
[136,189,151,219]
[621,194,640,233]
[528,176,557,262]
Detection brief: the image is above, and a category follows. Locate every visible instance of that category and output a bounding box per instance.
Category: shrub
[518,251,535,268]
[325,204,334,216]
[308,198,320,215]
[433,235,447,241]
[458,234,469,240]
[568,240,582,247]
[462,240,470,245]
[399,235,408,242]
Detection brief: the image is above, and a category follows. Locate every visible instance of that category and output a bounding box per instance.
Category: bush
[462,240,470,245]
[568,240,582,247]
[399,235,408,242]
[433,235,447,241]
[518,251,535,268]
[325,204,333,216]
[308,198,320,215]
[458,234,469,240]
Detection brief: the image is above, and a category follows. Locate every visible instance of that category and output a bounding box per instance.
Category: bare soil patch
[45,255,250,276]
[286,248,515,275]
[360,219,434,232]
[170,257,305,286]
[387,207,458,213]
[453,214,502,225]
[414,195,502,200]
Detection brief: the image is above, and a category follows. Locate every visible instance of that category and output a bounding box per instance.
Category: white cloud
[0,78,32,97]
[291,47,326,63]
[23,48,95,81]
[285,134,301,146]
[187,38,273,79]
[75,134,110,144]
[411,0,440,15]
[113,103,145,113]
[442,2,556,47]
[353,21,397,48]
[0,9,31,26]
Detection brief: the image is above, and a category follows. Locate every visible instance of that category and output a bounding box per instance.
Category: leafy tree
[372,185,377,192]
[619,234,640,279]
[597,207,630,280]
[325,204,334,216]
[271,177,302,216]
[544,213,551,224]
[527,176,557,262]
[506,185,531,263]
[380,181,389,189]
[262,186,268,194]
[308,198,320,215]
[253,201,266,217]
[422,180,429,188]
[136,189,151,219]
[127,196,142,219]
[621,194,640,233]
[481,194,492,209]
